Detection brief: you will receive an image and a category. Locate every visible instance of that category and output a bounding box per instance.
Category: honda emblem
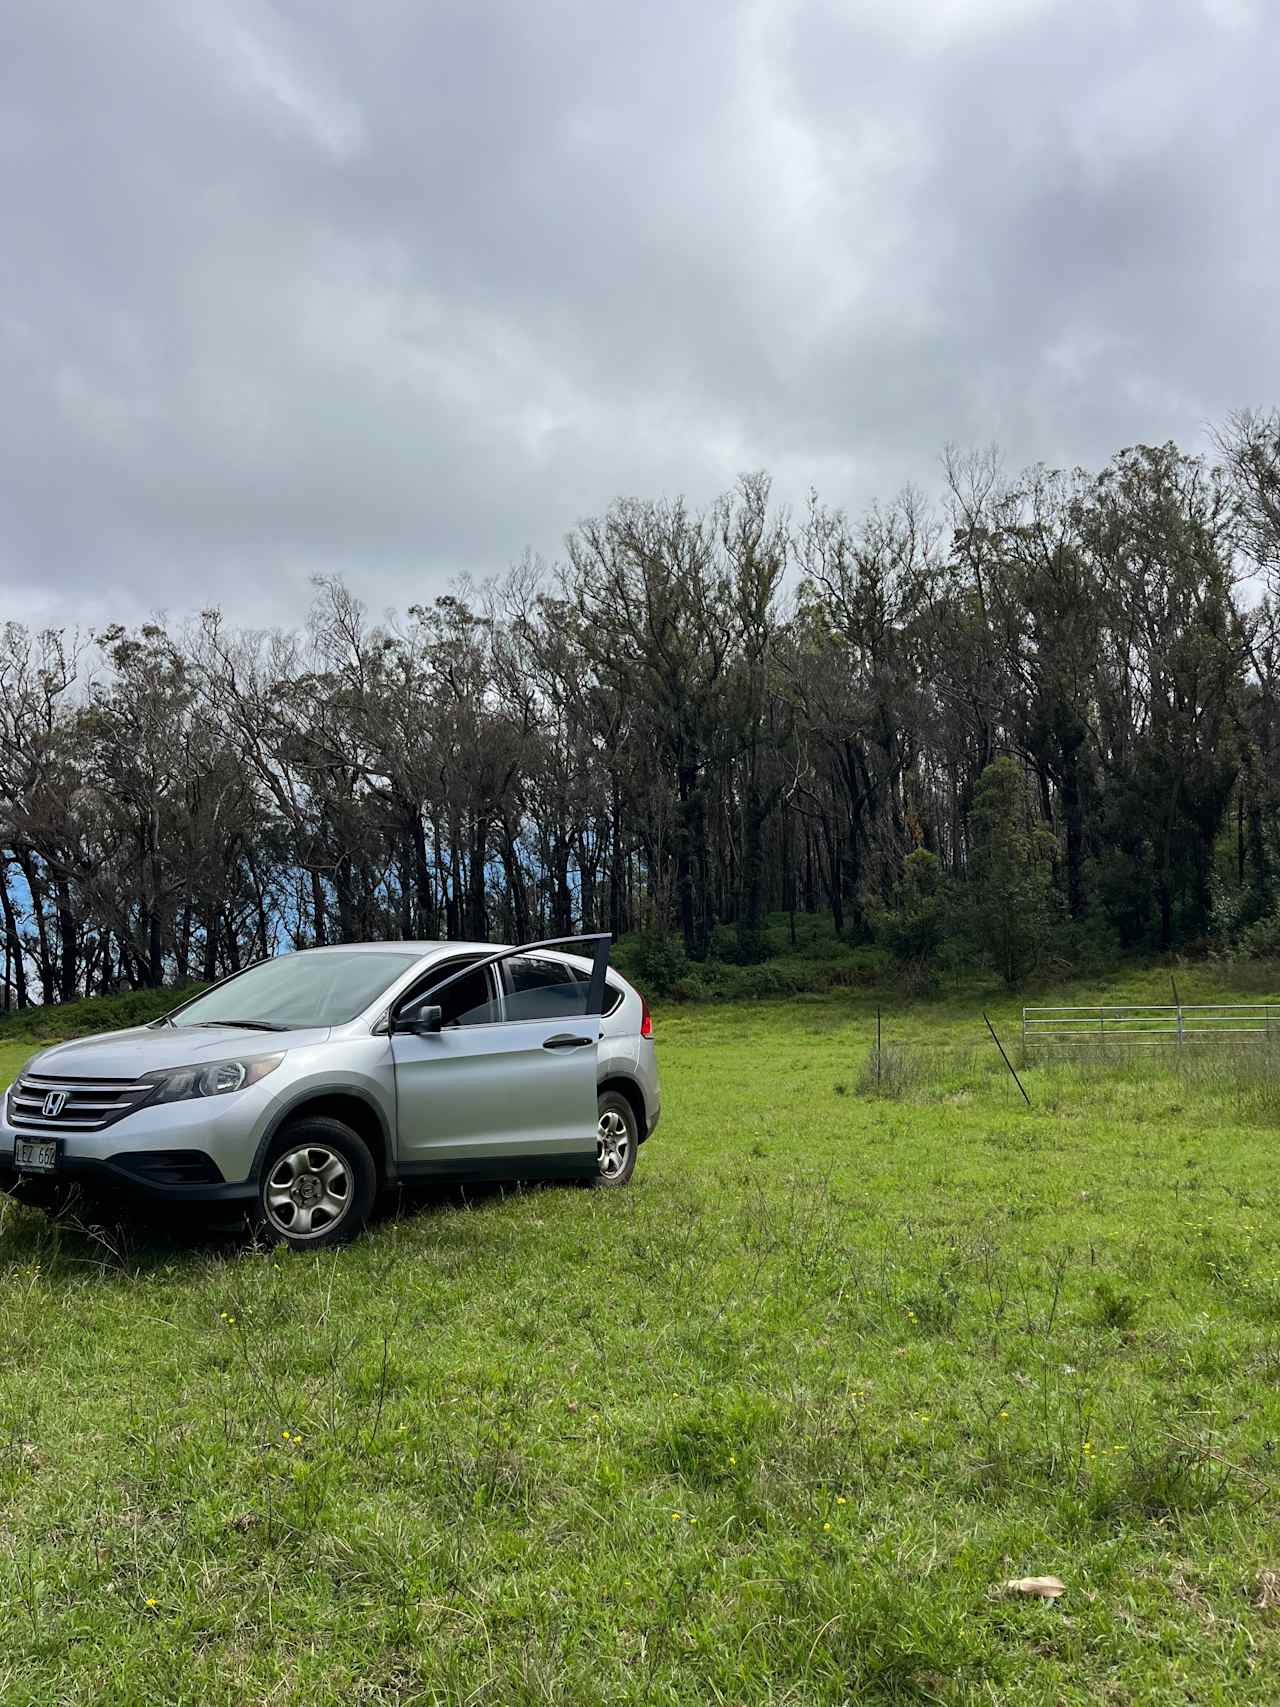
[42,1091,66,1119]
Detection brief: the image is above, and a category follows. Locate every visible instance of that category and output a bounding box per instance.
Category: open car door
[389,935,610,1181]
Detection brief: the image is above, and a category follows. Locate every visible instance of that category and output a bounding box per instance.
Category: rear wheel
[594,1090,637,1188]
[257,1117,376,1249]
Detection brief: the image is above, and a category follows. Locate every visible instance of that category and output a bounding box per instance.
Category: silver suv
[0,936,660,1248]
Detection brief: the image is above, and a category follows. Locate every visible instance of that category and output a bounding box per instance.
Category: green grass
[0,1042,39,1086]
[4,967,1280,1702]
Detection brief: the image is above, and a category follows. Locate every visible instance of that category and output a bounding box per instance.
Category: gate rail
[1022,1003,1280,1045]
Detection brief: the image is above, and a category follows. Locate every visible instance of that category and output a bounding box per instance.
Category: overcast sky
[1,0,1277,630]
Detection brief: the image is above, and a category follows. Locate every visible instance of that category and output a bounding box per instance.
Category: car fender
[247,1078,396,1186]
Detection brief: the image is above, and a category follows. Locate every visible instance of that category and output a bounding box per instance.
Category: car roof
[294,941,613,965]
[295,941,501,956]
[294,940,625,983]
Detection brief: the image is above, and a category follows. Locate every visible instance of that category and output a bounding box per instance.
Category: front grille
[9,1073,153,1134]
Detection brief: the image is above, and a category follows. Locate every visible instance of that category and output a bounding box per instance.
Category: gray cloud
[1,0,1277,626]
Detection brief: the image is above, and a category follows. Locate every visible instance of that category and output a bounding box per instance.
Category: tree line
[3,414,1280,1006]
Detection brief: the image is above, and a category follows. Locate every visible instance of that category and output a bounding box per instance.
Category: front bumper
[0,1075,279,1203]
[0,1148,259,1204]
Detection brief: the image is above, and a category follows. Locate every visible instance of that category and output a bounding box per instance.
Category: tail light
[640,993,653,1039]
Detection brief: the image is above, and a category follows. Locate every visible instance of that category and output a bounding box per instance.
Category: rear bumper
[633,1037,660,1139]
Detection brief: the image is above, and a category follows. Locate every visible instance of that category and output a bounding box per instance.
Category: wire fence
[858,1005,1280,1113]
[860,1007,1034,1103]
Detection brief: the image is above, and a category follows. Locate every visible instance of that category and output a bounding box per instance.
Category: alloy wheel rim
[264,1144,351,1239]
[597,1108,631,1179]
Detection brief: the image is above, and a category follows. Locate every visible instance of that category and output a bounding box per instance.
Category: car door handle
[542,1034,594,1051]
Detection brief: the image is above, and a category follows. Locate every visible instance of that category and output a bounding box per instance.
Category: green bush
[655,936,900,1002]
[617,932,690,997]
[831,944,896,987]
[1088,1277,1146,1332]
[722,964,799,1000]
[0,984,205,1044]
[869,850,949,970]
[1053,907,1123,974]
[1239,903,1280,960]
[670,963,813,1002]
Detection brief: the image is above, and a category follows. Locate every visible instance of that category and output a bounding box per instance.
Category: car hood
[26,1025,333,1080]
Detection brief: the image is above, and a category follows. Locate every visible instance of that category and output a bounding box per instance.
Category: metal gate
[1022,1003,1279,1045]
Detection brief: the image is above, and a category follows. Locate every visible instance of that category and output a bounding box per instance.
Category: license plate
[13,1137,59,1173]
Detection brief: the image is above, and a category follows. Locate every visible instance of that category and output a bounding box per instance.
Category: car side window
[414,959,503,1028]
[500,955,592,1022]
[569,966,625,1018]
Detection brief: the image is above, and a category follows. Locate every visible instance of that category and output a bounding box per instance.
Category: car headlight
[141,1054,285,1107]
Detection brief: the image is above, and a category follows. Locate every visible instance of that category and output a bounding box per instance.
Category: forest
[3,412,1280,1007]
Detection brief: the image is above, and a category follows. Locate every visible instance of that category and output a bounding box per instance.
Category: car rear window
[500,956,626,1021]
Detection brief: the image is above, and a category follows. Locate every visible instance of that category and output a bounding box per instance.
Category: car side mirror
[391,1001,443,1036]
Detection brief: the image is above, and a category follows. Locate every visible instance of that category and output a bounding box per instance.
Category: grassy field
[4,966,1280,1702]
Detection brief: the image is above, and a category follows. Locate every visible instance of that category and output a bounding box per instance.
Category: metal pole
[1171,974,1183,1046]
[876,1006,882,1091]
[984,1012,1031,1106]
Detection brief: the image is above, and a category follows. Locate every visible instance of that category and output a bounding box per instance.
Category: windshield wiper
[189,1019,290,1032]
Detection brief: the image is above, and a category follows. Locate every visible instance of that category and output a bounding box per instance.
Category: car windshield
[170,951,423,1030]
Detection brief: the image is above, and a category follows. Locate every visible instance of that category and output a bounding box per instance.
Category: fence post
[984,1012,1031,1107]
[1171,975,1184,1046]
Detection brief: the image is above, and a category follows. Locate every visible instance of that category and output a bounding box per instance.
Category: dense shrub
[0,984,205,1044]
[1239,903,1280,960]
[869,849,953,993]
[616,932,690,998]
[811,945,895,989]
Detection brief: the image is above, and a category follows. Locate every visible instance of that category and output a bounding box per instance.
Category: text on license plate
[14,1138,58,1173]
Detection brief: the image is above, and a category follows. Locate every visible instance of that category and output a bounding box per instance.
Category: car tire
[256,1117,376,1249]
[594,1090,638,1188]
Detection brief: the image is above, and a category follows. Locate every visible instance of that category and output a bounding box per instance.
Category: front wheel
[594,1091,638,1188]
[257,1117,376,1249]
